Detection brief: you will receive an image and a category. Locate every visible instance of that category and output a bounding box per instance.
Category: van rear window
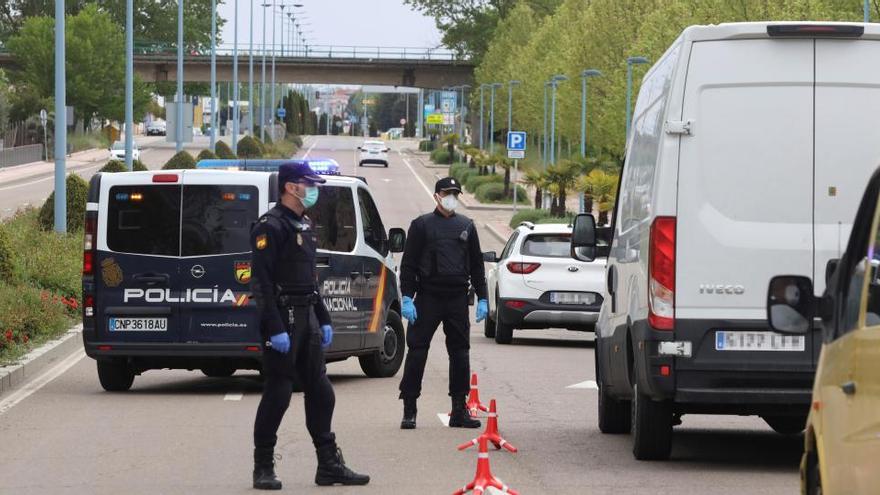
[107,185,181,256]
[182,185,259,256]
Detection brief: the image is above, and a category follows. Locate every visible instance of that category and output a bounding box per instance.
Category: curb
[483,222,511,244]
[0,324,83,397]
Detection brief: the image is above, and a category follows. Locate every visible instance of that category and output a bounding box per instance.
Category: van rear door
[178,173,263,344]
[675,39,815,373]
[97,175,182,343]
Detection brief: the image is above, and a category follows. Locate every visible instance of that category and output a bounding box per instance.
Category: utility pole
[210,0,217,149]
[270,0,277,141]
[232,0,239,154]
[248,0,254,136]
[176,0,184,153]
[124,0,133,170]
[54,0,67,233]
[261,3,269,141]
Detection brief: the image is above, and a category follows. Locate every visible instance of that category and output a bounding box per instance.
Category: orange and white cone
[452,436,519,495]
[458,399,518,453]
[466,373,489,417]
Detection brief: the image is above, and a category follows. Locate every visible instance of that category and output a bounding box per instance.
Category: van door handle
[841,381,857,396]
[363,271,374,280]
[316,255,330,266]
[349,271,361,280]
[133,273,169,286]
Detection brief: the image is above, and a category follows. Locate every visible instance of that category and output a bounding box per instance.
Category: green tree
[578,169,618,226]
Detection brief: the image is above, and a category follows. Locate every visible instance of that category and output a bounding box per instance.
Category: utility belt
[277,292,319,308]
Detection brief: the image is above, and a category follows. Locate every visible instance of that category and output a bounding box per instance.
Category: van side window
[500,232,519,260]
[309,185,357,253]
[357,188,387,255]
[107,185,181,256]
[181,185,259,256]
[862,207,880,327]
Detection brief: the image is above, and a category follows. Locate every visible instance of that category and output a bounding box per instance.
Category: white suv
[484,222,608,344]
[358,140,389,167]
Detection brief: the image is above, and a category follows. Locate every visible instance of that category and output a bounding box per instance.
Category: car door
[357,187,391,347]
[491,231,520,315]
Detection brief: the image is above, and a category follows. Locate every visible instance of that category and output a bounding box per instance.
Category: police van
[82,165,407,391]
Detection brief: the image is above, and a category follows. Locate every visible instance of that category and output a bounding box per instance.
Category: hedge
[99,160,147,173]
[474,182,529,204]
[162,151,196,170]
[197,149,218,161]
[37,174,89,232]
[215,140,235,159]
[237,135,264,158]
[418,140,437,152]
[430,148,452,165]
[509,208,567,229]
[464,173,502,193]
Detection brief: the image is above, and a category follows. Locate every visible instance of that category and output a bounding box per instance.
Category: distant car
[146,120,166,136]
[483,222,608,344]
[358,140,389,167]
[109,140,140,161]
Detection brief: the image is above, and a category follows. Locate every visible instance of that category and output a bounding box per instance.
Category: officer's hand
[475,299,489,323]
[320,324,333,349]
[269,332,290,354]
[402,296,418,322]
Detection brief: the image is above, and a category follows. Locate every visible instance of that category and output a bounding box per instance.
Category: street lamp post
[232,0,239,154]
[542,81,550,169]
[248,0,254,136]
[270,0,277,141]
[176,0,184,153]
[54,0,67,233]
[579,69,602,213]
[489,82,502,159]
[626,56,649,142]
[124,0,133,170]
[479,84,486,151]
[549,74,568,166]
[210,0,217,149]
[866,0,870,22]
[261,3,269,141]
[459,85,470,144]
[507,80,520,134]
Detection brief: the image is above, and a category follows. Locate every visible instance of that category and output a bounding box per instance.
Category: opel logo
[191,265,206,278]
[567,266,579,273]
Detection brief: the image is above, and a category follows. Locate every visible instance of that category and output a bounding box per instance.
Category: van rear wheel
[97,360,135,392]
[359,310,405,378]
[631,383,673,460]
[763,415,806,436]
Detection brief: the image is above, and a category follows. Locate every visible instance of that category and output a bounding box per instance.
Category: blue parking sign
[507,131,527,151]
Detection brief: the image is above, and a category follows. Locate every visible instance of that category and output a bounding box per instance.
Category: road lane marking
[0,164,104,192]
[437,412,451,427]
[224,393,244,401]
[0,349,86,416]
[302,140,317,159]
[566,380,598,390]
[398,151,434,200]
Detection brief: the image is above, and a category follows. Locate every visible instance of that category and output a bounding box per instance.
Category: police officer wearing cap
[397,176,490,430]
[250,161,369,490]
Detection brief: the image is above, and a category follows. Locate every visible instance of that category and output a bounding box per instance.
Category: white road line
[437,412,451,427]
[398,151,434,200]
[302,140,317,159]
[0,164,104,192]
[566,380,598,390]
[0,349,86,416]
[224,393,244,401]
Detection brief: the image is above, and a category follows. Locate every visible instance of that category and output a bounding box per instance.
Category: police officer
[397,177,490,430]
[250,162,369,490]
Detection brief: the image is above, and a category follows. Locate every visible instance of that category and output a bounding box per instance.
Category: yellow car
[767,167,880,495]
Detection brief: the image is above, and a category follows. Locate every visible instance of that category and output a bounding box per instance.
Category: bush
[457,168,479,186]
[7,210,81,298]
[0,225,12,284]
[474,183,529,204]
[0,282,74,364]
[162,151,196,170]
[419,140,437,152]
[290,135,302,147]
[450,163,469,182]
[215,140,235,159]
[37,174,89,232]
[237,135,264,158]
[430,148,451,165]
[197,149,218,161]
[132,159,148,171]
[464,173,503,193]
[509,208,567,229]
[99,160,147,173]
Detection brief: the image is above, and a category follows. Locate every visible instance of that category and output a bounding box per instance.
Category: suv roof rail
[519,221,535,230]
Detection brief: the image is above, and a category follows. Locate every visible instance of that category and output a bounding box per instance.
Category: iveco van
[82,169,407,391]
[583,22,880,460]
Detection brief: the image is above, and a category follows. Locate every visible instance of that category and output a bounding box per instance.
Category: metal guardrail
[0,144,43,168]
[132,41,464,61]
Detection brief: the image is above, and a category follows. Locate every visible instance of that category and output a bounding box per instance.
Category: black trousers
[254,307,336,451]
[398,290,471,400]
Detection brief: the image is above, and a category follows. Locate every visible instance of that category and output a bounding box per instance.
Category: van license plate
[549,292,595,305]
[109,317,168,332]
[715,331,804,352]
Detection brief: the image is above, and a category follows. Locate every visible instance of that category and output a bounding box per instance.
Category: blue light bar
[196,158,341,175]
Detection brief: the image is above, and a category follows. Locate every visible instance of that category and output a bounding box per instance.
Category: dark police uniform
[397,179,488,418]
[250,162,368,490]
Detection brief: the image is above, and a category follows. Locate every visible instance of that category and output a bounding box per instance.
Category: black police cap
[435,176,462,194]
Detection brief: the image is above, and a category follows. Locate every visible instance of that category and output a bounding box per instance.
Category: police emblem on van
[235,261,251,284]
[101,257,123,288]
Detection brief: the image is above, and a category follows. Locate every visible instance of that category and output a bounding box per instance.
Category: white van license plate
[109,317,168,332]
[549,292,596,305]
[715,331,804,352]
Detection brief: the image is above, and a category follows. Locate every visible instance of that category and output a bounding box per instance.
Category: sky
[217,0,443,50]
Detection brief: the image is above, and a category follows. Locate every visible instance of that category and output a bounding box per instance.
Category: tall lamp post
[260,3,270,141]
[866,0,870,22]
[270,0,278,141]
[626,56,649,142]
[488,82,502,168]
[232,0,239,154]
[210,0,217,149]
[479,84,487,151]
[542,81,550,168]
[176,0,184,153]
[124,0,133,170]
[506,80,520,133]
[54,0,67,232]
[549,74,568,166]
[579,69,601,213]
[248,0,254,136]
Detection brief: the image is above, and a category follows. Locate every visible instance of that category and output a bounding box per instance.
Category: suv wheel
[597,345,631,434]
[763,415,806,436]
[484,296,498,338]
[494,319,513,345]
[202,365,237,378]
[97,360,135,392]
[631,383,673,460]
[359,310,405,378]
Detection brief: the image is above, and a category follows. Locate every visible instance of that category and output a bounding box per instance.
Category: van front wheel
[359,310,405,378]
[97,360,135,392]
[631,383,673,460]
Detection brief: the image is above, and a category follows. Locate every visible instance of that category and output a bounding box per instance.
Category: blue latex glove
[475,299,489,322]
[320,324,333,349]
[402,296,418,322]
[269,332,290,354]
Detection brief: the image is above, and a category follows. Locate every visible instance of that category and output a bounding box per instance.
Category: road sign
[277,107,286,119]
[39,109,48,127]
[507,150,525,159]
[507,131,527,151]
[426,113,443,125]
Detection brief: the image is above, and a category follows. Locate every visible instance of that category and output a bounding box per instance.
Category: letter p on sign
[507,131,527,151]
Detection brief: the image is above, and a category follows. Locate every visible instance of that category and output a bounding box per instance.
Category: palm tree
[444,133,459,161]
[522,168,548,209]
[491,153,514,197]
[578,169,619,226]
[546,161,580,217]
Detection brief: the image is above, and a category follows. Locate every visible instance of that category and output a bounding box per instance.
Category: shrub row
[509,208,569,229]
[465,173,502,193]
[430,148,452,165]
[474,183,529,205]
[37,174,89,232]
[418,140,437,152]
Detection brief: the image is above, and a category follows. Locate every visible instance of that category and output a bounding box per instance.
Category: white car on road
[109,140,140,161]
[358,140,389,167]
[484,222,608,344]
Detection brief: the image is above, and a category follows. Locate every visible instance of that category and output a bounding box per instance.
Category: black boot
[315,444,370,486]
[448,396,481,428]
[400,398,417,430]
[252,448,282,490]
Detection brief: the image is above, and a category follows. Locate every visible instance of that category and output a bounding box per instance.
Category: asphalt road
[0,135,801,494]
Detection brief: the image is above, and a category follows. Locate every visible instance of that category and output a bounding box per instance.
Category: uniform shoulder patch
[256,234,268,250]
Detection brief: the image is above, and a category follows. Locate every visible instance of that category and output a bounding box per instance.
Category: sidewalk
[0,147,109,186]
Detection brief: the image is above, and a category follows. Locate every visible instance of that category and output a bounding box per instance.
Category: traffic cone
[458,400,518,453]
[452,437,519,495]
[466,373,489,417]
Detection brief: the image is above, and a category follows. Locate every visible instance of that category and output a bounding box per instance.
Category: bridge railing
[133,41,464,61]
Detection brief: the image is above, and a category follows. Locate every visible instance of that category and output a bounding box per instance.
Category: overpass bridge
[0,42,475,89]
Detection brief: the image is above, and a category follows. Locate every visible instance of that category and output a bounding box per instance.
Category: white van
[577,22,880,460]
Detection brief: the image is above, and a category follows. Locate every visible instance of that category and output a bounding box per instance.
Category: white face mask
[439,194,459,212]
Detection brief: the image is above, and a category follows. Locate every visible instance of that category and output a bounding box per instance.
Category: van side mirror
[571,213,597,262]
[389,227,406,253]
[482,251,498,263]
[767,275,815,334]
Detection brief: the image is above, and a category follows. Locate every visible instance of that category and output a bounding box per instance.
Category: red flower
[22,335,29,344]
[4,329,12,342]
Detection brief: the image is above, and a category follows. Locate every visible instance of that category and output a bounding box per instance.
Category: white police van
[82,163,407,391]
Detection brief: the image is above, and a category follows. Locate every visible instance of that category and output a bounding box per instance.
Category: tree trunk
[503,167,510,198]
[585,193,594,215]
[558,189,567,217]
[535,188,542,209]
[599,210,609,226]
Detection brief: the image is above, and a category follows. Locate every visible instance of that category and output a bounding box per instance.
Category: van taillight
[84,295,94,318]
[507,262,541,274]
[767,24,864,38]
[152,174,179,183]
[648,217,676,330]
[83,214,97,275]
